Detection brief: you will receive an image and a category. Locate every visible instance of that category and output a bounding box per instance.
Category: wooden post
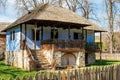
[86,30,87,42]
[100,32,102,62]
[20,24,24,68]
[81,27,84,40]
[68,26,70,39]
[34,22,37,51]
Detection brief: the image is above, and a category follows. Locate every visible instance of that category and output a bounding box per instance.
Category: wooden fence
[2,64,120,80]
[96,53,120,60]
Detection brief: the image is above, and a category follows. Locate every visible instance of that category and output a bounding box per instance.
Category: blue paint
[6,24,95,51]
[87,30,95,42]
[6,26,20,51]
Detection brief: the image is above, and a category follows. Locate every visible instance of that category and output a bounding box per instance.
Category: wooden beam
[34,22,37,50]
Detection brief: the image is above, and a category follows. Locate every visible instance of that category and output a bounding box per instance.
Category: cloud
[0,15,16,22]
[0,0,17,22]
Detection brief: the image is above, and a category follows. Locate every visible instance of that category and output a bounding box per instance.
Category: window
[74,33,82,40]
[10,31,12,40]
[32,29,40,41]
[13,31,15,40]
[10,30,15,40]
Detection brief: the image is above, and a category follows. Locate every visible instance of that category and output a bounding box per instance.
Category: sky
[0,0,106,28]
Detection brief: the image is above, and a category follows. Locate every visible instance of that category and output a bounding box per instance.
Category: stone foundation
[52,51,85,67]
[5,50,35,70]
[5,49,95,70]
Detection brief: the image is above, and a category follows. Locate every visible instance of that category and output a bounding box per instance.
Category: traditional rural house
[2,4,105,70]
[0,22,10,60]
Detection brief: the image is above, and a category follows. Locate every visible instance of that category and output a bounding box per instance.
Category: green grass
[0,59,120,79]
[0,60,36,80]
[87,59,120,67]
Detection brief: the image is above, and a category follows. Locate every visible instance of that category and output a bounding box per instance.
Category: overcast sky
[0,0,106,28]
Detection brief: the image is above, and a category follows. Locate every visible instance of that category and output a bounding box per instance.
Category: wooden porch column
[68,26,70,39]
[20,24,24,68]
[85,30,87,42]
[34,22,37,51]
[81,27,84,40]
[100,32,102,62]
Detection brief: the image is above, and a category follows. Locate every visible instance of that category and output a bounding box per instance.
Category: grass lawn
[87,59,120,67]
[0,59,120,79]
[0,60,36,80]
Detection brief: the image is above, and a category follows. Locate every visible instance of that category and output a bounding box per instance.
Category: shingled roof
[84,22,106,32]
[3,4,106,32]
[3,3,92,31]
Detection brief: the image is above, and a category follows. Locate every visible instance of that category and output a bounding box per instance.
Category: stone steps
[31,50,51,70]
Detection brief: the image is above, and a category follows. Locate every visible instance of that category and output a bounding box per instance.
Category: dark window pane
[10,31,12,40]
[13,31,15,40]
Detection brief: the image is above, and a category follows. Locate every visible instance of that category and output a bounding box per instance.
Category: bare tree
[0,0,7,9]
[104,0,120,53]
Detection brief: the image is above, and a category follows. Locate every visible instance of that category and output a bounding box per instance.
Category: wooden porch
[41,39,85,52]
[41,39,101,52]
[85,42,101,52]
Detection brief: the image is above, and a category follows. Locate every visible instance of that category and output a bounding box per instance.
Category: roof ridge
[34,3,49,19]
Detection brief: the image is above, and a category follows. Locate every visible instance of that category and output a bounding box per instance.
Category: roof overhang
[2,19,90,32]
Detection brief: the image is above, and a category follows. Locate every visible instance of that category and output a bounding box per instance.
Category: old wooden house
[3,4,105,70]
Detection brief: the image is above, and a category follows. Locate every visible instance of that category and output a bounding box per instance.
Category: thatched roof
[84,22,106,32]
[0,22,11,34]
[3,3,92,31]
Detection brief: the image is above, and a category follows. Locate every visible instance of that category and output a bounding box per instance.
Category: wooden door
[61,53,76,66]
[85,53,88,65]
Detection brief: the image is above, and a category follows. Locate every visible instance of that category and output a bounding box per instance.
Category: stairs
[31,50,51,70]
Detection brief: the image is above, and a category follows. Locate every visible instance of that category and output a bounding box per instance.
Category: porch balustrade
[41,39,84,49]
[85,42,101,52]
[41,39,101,52]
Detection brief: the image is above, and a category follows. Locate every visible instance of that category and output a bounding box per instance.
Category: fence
[96,53,120,60]
[3,64,120,80]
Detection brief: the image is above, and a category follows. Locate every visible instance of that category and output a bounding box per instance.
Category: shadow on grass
[87,59,120,67]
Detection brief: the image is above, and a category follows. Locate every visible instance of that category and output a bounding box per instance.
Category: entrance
[85,53,88,65]
[61,53,76,66]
